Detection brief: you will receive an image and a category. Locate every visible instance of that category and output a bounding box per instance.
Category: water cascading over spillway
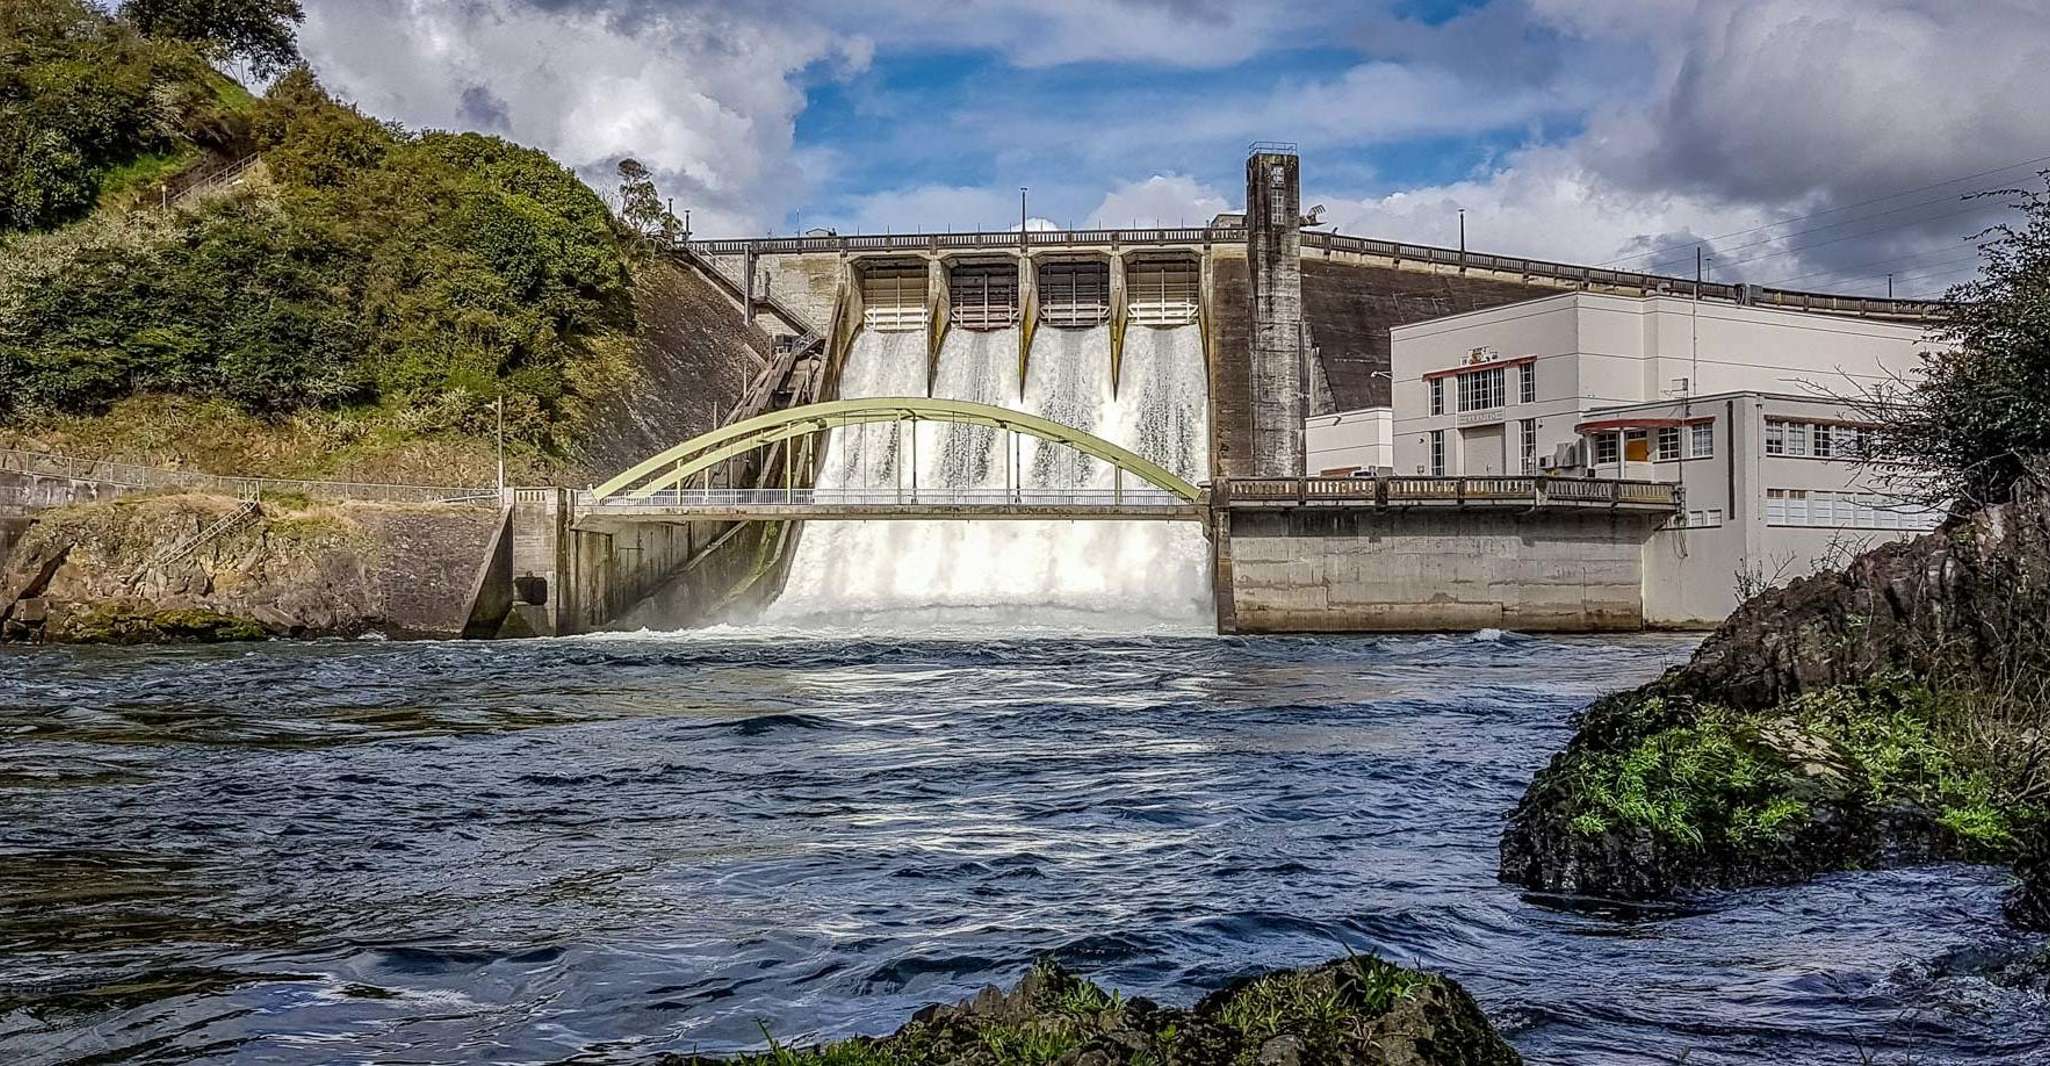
[767,324,1212,628]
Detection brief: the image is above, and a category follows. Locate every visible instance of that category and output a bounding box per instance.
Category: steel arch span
[592,397,1204,503]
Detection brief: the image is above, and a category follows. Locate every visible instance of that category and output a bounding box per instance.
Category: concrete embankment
[0,494,503,643]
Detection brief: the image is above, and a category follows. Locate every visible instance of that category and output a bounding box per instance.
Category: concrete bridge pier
[496,489,784,636]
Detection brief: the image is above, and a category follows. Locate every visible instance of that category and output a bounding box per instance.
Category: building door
[1461,425,1507,475]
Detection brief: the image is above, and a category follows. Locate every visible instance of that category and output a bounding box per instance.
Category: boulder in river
[660,956,1521,1065]
[1501,479,2050,909]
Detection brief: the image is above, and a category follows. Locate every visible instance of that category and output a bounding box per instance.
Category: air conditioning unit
[1543,440,1583,470]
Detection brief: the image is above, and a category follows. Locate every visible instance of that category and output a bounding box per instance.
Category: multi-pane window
[1594,432,1620,466]
[1429,378,1445,416]
[1429,430,1446,475]
[1765,419,1875,460]
[1656,426,1682,461]
[1520,419,1538,473]
[1519,363,1537,404]
[1766,488,1942,530]
[1691,422,1714,459]
[1663,508,1726,530]
[1459,367,1505,412]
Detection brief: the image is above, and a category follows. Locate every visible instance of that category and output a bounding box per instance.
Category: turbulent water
[4,631,2046,1065]
[768,324,1214,625]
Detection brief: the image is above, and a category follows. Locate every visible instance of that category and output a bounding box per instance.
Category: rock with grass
[1501,482,2050,908]
[660,956,1520,1065]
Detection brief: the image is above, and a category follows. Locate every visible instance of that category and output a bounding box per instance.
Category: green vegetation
[120,0,304,78]
[0,66,637,452]
[1562,677,2043,859]
[1878,175,2050,508]
[663,956,1495,1066]
[0,0,255,233]
[0,0,651,470]
[64,604,266,644]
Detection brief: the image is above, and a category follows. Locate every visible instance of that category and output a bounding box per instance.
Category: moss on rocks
[1502,675,2044,899]
[59,604,268,644]
[661,956,1519,1066]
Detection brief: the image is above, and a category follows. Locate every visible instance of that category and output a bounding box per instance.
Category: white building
[1389,292,1942,626]
[1306,406,1393,474]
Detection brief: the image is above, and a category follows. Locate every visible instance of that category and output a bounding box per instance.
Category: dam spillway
[765,320,1211,627]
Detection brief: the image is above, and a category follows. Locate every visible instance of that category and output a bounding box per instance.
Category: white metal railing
[582,487,1191,509]
[0,448,497,505]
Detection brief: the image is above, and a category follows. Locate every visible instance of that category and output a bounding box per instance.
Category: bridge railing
[579,487,1193,510]
[1221,475,1680,509]
[681,228,1941,320]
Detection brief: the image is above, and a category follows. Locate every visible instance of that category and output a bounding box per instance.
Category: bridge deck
[573,488,1204,526]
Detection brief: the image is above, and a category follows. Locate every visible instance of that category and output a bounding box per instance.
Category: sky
[294,0,2050,300]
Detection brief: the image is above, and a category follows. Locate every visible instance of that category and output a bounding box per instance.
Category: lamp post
[494,393,506,497]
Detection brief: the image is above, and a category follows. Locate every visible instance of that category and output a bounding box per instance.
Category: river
[2,629,2044,1064]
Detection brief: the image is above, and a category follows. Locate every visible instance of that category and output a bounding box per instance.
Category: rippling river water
[2,629,2045,1065]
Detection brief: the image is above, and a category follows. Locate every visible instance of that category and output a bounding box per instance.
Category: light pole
[1020,186,1029,246]
[1457,208,1466,266]
[494,393,506,497]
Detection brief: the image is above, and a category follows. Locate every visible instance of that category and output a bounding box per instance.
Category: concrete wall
[503,489,782,635]
[1217,507,1662,633]
[1305,407,1392,473]
[1246,151,1305,477]
[1,470,130,514]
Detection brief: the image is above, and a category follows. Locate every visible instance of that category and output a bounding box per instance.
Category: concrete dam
[5,149,1936,640]
[471,148,1944,637]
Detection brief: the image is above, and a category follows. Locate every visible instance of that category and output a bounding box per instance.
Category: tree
[122,0,304,78]
[615,158,665,239]
[1876,176,2050,510]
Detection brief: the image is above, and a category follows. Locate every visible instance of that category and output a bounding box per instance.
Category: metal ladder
[128,501,261,588]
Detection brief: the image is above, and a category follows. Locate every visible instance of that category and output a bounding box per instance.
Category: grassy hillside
[0,1,727,483]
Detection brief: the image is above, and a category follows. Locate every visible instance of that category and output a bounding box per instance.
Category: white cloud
[1088,174,1230,229]
[299,0,864,234]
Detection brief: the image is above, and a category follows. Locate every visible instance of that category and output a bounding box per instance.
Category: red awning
[1575,416,1714,433]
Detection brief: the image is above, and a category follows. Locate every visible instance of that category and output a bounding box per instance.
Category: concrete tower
[1246,148,1305,477]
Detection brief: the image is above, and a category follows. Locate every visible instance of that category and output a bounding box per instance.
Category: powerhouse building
[1381,291,1942,624]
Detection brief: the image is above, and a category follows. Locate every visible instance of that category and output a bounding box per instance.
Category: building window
[1691,422,1714,459]
[1664,508,1726,530]
[1520,419,1538,473]
[1429,430,1446,475]
[1459,367,1505,412]
[1594,432,1620,466]
[1767,488,1942,530]
[1765,419,1876,460]
[1429,378,1444,416]
[1519,363,1536,404]
[1656,426,1682,462]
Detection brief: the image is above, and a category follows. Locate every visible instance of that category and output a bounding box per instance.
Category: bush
[0,0,244,233]
[1878,176,2050,508]
[0,72,634,450]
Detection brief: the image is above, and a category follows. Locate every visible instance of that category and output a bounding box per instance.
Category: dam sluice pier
[459,146,1935,637]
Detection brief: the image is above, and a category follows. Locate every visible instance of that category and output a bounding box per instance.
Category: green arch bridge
[581,397,1209,523]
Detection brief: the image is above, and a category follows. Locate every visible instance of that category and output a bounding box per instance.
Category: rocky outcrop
[662,956,1520,1065]
[1,493,501,643]
[1502,480,2050,908]
[1673,483,2050,711]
